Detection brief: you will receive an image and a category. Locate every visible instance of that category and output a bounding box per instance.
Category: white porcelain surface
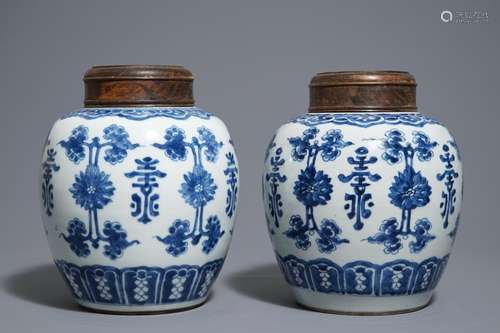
[40,107,239,312]
[263,112,462,314]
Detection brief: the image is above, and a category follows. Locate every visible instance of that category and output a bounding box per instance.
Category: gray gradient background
[1,0,499,332]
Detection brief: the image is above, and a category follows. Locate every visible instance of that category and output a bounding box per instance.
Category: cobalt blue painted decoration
[224,152,238,218]
[338,147,381,230]
[41,143,60,216]
[276,253,449,296]
[125,157,167,224]
[285,127,352,253]
[367,130,437,254]
[56,258,224,305]
[61,107,212,121]
[265,145,287,231]
[292,113,440,128]
[153,126,225,256]
[59,125,139,259]
[436,144,459,229]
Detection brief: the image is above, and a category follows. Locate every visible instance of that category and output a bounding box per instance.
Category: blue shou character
[153,126,225,256]
[284,127,352,253]
[224,152,238,219]
[436,144,459,229]
[264,144,287,233]
[59,125,139,259]
[41,143,60,216]
[125,157,167,224]
[367,130,437,254]
[338,146,381,230]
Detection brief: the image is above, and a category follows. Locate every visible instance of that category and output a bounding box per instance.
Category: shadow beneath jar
[2,264,79,311]
[226,263,299,309]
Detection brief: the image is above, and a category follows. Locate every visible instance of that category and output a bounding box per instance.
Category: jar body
[263,112,462,314]
[41,107,239,313]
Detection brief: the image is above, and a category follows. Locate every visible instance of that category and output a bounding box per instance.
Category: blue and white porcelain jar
[40,65,239,313]
[263,71,462,314]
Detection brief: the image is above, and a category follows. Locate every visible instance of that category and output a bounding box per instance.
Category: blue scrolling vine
[338,147,381,230]
[367,129,437,254]
[125,157,167,224]
[41,142,60,216]
[59,125,139,259]
[285,127,352,253]
[153,126,225,256]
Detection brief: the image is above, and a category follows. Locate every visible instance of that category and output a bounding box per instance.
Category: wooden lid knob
[84,65,194,107]
[309,71,416,113]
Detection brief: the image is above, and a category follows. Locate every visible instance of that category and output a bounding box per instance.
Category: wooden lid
[84,65,194,107]
[309,71,417,112]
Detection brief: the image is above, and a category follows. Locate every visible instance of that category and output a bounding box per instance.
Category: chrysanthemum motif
[389,167,431,210]
[70,165,115,210]
[153,126,187,161]
[180,165,217,208]
[59,125,88,163]
[293,166,333,207]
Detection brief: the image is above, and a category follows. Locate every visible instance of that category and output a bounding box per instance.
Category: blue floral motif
[316,219,350,253]
[285,215,311,250]
[41,143,60,216]
[180,165,217,208]
[70,165,115,210]
[389,167,431,211]
[338,147,381,230]
[294,166,333,207]
[102,221,140,260]
[436,144,459,229]
[102,124,139,164]
[203,216,225,254]
[224,152,238,218]
[125,157,167,224]
[368,130,437,254]
[264,144,287,232]
[62,218,90,257]
[284,127,352,252]
[154,126,225,255]
[153,126,188,161]
[197,127,222,162]
[156,219,190,257]
[292,113,440,128]
[61,107,212,121]
[59,125,88,164]
[59,125,139,259]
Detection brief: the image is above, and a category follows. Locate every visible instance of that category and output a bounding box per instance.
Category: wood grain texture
[84,65,194,107]
[309,71,417,113]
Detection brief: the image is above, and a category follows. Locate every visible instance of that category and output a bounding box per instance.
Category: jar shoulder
[48,107,233,140]
[273,112,457,144]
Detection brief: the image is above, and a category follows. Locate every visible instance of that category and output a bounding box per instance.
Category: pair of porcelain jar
[40,66,462,315]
